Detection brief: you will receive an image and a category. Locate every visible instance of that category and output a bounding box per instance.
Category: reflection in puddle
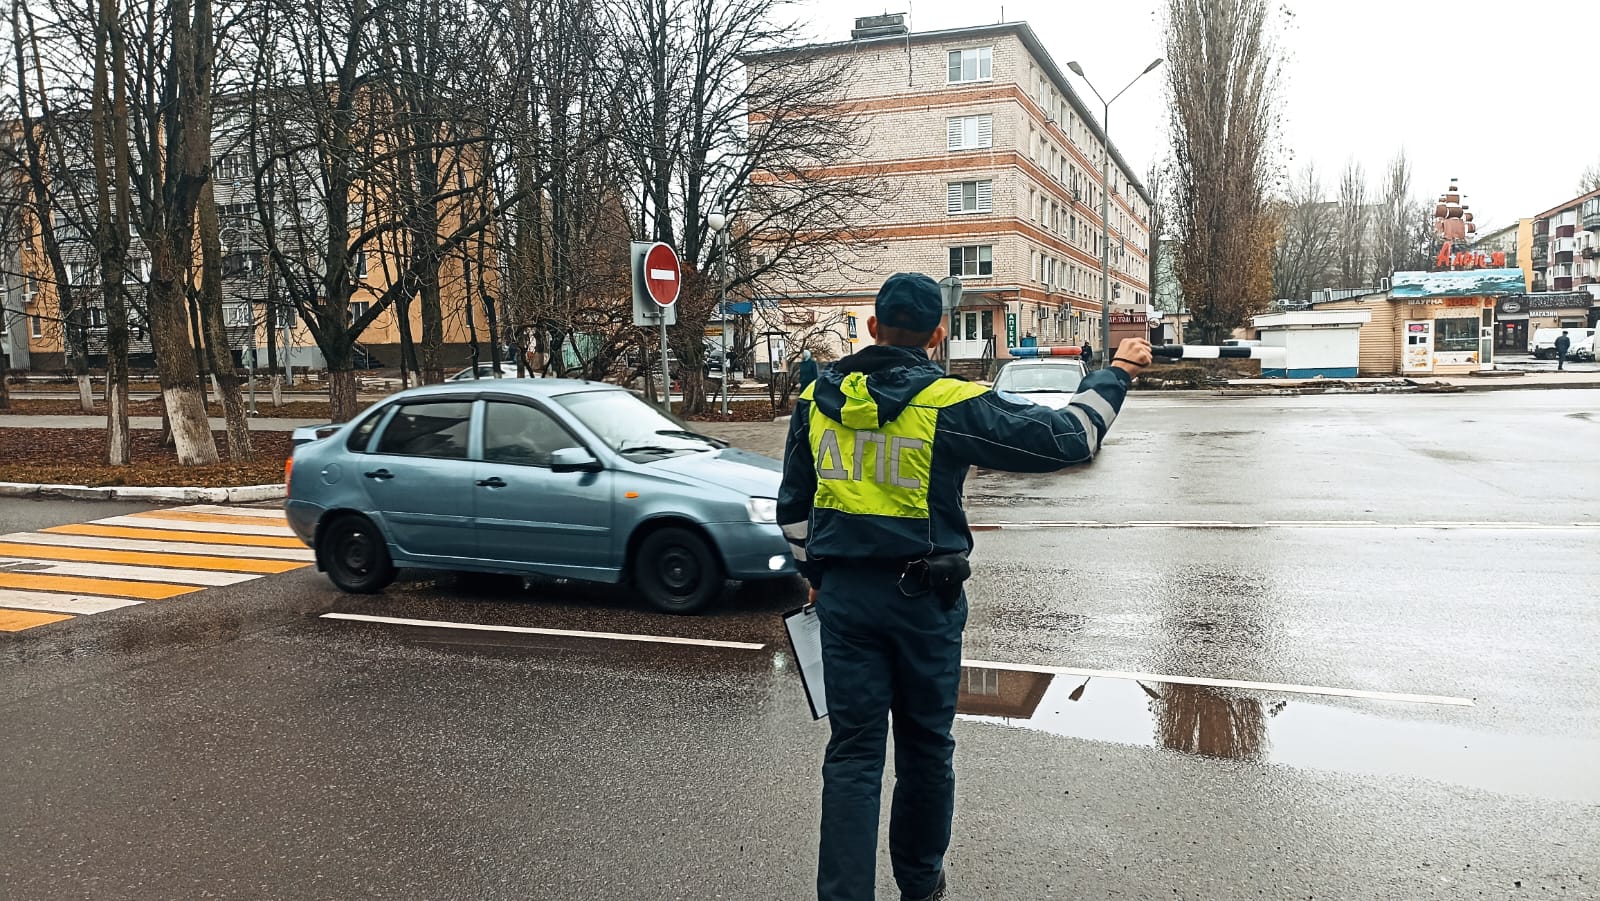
[955,667,1600,803]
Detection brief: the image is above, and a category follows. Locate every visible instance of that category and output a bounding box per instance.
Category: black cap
[875,273,943,333]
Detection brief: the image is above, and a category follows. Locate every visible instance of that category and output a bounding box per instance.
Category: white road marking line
[0,531,314,561]
[320,612,766,650]
[968,520,1592,532]
[1264,519,1381,526]
[169,504,287,520]
[0,557,259,587]
[959,659,1475,708]
[0,589,143,615]
[91,515,295,537]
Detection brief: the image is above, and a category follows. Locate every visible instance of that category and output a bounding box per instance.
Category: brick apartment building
[1530,188,1600,299]
[746,16,1154,371]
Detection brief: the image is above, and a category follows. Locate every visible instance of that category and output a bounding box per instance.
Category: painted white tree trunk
[163,385,219,465]
[77,374,94,412]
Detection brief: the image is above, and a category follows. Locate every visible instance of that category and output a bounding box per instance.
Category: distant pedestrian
[1555,331,1571,370]
[796,349,820,390]
[1080,340,1094,369]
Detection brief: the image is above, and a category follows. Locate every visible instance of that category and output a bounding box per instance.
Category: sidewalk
[1223,372,1600,392]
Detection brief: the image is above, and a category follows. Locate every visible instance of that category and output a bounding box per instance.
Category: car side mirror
[550,446,603,473]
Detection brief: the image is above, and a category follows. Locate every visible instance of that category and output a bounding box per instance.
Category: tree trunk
[327,365,359,423]
[419,275,444,383]
[197,177,253,461]
[148,245,219,465]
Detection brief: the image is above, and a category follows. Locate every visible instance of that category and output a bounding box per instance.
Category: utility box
[1250,310,1371,378]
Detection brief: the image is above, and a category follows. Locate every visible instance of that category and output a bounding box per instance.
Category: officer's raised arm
[937,337,1152,472]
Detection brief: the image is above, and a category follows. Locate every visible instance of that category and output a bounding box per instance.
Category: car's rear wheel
[634,526,723,614]
[320,514,396,594]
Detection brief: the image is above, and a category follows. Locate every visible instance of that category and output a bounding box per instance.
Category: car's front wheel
[319,513,396,594]
[634,526,723,614]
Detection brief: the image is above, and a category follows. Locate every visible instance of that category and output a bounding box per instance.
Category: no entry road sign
[643,242,681,307]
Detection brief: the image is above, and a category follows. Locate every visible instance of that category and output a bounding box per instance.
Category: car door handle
[475,476,507,488]
[364,468,395,481]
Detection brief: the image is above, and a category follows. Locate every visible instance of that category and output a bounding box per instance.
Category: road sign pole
[659,317,672,413]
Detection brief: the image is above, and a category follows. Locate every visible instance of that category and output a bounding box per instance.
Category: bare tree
[1370,149,1433,278]
[1271,163,1335,302]
[1334,159,1368,289]
[1164,0,1281,343]
[90,0,134,462]
[614,0,892,414]
[1578,157,1600,195]
[8,0,94,411]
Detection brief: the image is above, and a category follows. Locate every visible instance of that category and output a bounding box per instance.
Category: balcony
[1586,211,1600,233]
[1531,242,1548,264]
[1554,277,1574,290]
[1556,251,1575,265]
[1585,247,1600,259]
[1554,236,1579,253]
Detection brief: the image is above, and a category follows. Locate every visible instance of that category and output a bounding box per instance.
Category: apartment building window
[947,47,992,83]
[1069,215,1077,242]
[214,153,249,183]
[1028,188,1036,219]
[349,300,371,324]
[948,245,993,278]
[947,180,993,215]
[31,314,43,338]
[1039,195,1048,226]
[946,115,993,151]
[1043,257,1055,286]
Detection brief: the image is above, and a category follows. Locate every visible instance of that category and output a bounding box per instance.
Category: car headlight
[746,497,778,524]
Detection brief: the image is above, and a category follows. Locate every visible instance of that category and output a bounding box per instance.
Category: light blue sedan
[284,379,796,613]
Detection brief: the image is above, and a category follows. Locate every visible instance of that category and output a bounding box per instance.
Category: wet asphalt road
[3,391,1599,899]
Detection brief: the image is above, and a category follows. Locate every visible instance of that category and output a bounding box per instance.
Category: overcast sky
[795,0,1600,232]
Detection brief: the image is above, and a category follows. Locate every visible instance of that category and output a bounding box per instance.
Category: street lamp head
[707,212,727,231]
[1066,60,1085,77]
[1143,58,1164,75]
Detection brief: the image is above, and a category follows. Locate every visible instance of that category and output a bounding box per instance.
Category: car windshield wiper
[655,428,729,448]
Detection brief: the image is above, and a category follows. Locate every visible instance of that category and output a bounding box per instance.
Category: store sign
[1392,269,1526,300]
[1109,312,1147,325]
[1006,312,1018,347]
[1499,299,1524,314]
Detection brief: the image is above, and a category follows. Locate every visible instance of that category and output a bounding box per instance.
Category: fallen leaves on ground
[685,401,786,423]
[0,428,292,487]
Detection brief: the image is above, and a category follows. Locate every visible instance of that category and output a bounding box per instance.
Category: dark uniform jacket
[777,344,1129,586]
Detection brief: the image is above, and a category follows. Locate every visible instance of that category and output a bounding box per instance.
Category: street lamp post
[707,212,730,416]
[1066,57,1161,367]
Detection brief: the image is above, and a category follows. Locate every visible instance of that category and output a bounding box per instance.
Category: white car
[1532,328,1594,360]
[1572,333,1595,362]
[447,362,527,381]
[990,358,1087,410]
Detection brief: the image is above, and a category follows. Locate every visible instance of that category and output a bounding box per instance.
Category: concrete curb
[0,481,285,503]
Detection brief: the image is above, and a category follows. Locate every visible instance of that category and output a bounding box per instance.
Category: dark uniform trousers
[816,561,968,901]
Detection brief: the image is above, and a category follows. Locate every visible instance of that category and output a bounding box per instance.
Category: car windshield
[993,364,1084,394]
[554,390,725,460]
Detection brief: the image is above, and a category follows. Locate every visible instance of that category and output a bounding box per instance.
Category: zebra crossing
[0,505,312,633]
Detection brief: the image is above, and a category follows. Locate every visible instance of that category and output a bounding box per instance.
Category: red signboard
[643,242,681,307]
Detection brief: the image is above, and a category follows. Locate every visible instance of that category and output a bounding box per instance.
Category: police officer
[777,272,1150,901]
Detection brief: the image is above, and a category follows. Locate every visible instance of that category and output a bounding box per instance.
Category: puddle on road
[955,667,1600,803]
